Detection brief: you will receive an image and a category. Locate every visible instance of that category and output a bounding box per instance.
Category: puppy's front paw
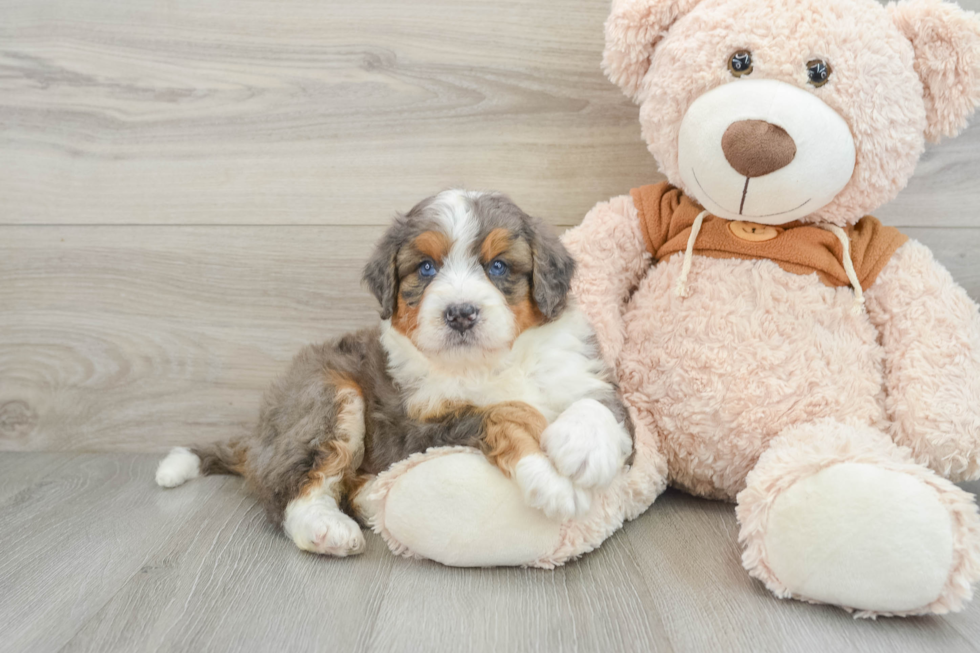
[284,501,366,557]
[541,398,631,489]
[514,454,591,521]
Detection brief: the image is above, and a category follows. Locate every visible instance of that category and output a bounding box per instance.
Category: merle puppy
[156,190,633,556]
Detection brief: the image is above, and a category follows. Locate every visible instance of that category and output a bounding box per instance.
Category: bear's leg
[736,419,980,617]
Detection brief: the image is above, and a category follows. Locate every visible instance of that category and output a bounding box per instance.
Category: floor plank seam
[619,527,679,653]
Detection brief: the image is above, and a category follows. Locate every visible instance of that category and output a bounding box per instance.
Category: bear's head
[604,0,980,226]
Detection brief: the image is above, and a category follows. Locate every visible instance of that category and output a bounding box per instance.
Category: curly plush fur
[606,0,980,226]
[560,0,980,618]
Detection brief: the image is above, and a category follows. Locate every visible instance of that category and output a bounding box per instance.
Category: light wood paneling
[2,0,979,453]
[1,453,977,653]
[1,225,978,453]
[0,226,380,452]
[0,0,655,227]
[906,228,980,297]
[877,127,980,228]
[2,0,979,227]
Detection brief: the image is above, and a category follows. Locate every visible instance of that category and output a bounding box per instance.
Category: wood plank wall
[2,0,979,452]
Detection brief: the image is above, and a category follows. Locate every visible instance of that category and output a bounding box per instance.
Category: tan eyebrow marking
[480,228,512,263]
[413,230,451,264]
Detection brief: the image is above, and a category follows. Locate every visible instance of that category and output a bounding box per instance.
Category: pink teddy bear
[563,0,980,617]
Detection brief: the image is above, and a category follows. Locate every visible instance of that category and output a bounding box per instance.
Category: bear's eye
[728,50,753,77]
[807,59,832,87]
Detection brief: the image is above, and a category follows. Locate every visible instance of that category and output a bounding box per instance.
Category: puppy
[156,190,633,556]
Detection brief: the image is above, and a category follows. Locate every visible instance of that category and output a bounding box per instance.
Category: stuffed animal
[563,0,980,617]
[367,0,980,618]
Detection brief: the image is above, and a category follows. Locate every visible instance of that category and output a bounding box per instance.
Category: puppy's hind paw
[514,454,591,521]
[285,502,366,557]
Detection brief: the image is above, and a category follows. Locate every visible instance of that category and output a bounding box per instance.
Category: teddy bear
[559,0,980,617]
[364,0,980,618]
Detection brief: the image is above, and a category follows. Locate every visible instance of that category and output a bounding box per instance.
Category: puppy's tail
[155,439,247,489]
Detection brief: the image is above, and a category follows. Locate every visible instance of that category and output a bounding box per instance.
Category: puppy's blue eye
[488,260,508,277]
[419,261,437,278]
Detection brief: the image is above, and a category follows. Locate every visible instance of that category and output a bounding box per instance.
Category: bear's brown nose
[721,120,797,178]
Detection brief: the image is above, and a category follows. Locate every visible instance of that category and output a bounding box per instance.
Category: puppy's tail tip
[156,447,202,488]
[157,439,246,488]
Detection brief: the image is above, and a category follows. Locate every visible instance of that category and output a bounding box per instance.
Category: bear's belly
[619,255,887,500]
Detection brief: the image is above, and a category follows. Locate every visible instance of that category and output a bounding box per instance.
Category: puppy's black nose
[444,303,480,333]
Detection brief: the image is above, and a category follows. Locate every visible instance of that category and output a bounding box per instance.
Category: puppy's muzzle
[444,303,480,333]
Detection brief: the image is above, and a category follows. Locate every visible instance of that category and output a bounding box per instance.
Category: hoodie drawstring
[674,210,708,298]
[673,213,865,313]
[819,223,865,313]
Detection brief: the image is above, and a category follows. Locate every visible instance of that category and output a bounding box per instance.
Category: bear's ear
[889,0,980,142]
[602,0,702,101]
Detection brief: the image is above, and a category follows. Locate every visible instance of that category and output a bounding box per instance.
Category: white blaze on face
[413,190,517,360]
[677,78,856,225]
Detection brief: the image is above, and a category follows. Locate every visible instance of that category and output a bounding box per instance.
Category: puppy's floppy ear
[530,219,576,321]
[362,219,403,320]
[603,0,703,101]
[889,0,980,142]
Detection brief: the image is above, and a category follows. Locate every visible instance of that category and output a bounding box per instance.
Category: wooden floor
[0,452,976,653]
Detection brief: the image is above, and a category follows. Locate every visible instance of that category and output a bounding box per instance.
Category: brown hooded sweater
[630,182,908,290]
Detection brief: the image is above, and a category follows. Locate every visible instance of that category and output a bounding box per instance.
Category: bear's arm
[562,195,652,368]
[864,239,980,482]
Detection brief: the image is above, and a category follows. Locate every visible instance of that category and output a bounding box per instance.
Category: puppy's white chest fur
[381,305,611,422]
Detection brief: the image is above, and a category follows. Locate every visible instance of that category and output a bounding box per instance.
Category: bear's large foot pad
[764,462,953,614]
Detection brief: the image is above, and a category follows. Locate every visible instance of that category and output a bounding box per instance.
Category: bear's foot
[737,420,980,617]
[765,462,952,613]
[371,448,563,567]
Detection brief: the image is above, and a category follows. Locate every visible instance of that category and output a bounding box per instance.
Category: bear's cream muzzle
[677,78,856,225]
